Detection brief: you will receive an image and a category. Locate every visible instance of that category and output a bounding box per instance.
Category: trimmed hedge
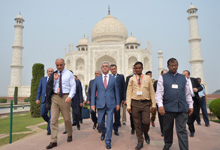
[0,98,7,103]
[209,98,220,120]
[24,98,30,102]
[30,63,44,118]
[14,86,18,105]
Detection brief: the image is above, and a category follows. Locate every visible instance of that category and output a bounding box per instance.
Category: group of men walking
[36,57,210,150]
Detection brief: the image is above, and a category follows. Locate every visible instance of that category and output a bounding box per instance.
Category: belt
[54,93,69,95]
[132,99,150,102]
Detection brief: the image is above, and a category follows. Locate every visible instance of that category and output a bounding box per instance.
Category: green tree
[14,86,18,105]
[30,63,44,118]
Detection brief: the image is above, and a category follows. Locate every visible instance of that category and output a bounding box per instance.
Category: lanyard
[136,75,143,89]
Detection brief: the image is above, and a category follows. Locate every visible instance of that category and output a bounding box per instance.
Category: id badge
[137,91,142,95]
[172,84,178,89]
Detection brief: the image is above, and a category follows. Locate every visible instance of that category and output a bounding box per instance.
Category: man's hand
[36,100,40,104]
[65,97,71,103]
[54,73,59,80]
[189,108,193,116]
[80,103,83,107]
[127,108,132,114]
[91,105,95,111]
[193,88,198,93]
[123,101,127,105]
[116,105,120,111]
[158,106,165,116]
[86,101,90,105]
[151,107,156,113]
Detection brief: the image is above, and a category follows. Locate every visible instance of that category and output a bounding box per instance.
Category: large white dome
[91,14,128,43]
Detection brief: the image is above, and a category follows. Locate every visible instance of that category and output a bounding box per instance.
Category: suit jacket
[46,70,58,110]
[125,75,133,100]
[190,77,203,102]
[36,77,47,104]
[87,79,94,102]
[91,74,120,109]
[71,79,83,114]
[114,74,125,102]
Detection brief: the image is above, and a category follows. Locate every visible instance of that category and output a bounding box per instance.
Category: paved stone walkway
[1,113,220,150]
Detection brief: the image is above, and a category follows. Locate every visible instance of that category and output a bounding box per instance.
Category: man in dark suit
[110,64,125,136]
[182,70,203,137]
[125,66,136,135]
[91,61,120,149]
[86,70,102,129]
[36,68,54,135]
[153,69,167,137]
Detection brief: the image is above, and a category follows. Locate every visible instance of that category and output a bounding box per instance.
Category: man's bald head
[55,58,65,72]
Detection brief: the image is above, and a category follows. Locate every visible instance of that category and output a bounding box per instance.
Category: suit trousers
[40,101,51,132]
[51,94,72,142]
[98,106,114,144]
[113,105,121,132]
[156,104,163,134]
[132,100,151,144]
[163,112,188,150]
[121,103,127,123]
[187,97,200,133]
[91,109,97,124]
[196,96,209,125]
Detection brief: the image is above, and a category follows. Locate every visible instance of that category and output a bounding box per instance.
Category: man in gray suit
[91,61,120,149]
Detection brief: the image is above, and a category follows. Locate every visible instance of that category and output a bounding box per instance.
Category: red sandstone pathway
[1,113,220,150]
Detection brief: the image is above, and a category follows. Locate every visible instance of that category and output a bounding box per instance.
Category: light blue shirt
[53,68,76,99]
[198,84,206,98]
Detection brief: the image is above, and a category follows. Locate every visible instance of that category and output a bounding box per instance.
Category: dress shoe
[77,125,80,130]
[197,122,201,125]
[131,129,135,135]
[72,123,76,126]
[106,143,111,149]
[135,143,143,150]
[101,133,105,141]
[144,133,150,144]
[114,130,119,136]
[190,132,194,137]
[63,131,67,134]
[151,122,155,127]
[161,133,164,137]
[123,122,126,125]
[47,130,51,135]
[46,142,57,149]
[205,124,210,127]
[80,120,83,124]
[93,123,97,129]
[163,146,170,150]
[67,135,72,142]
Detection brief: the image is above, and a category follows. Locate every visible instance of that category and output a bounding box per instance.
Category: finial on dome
[131,32,132,36]
[84,34,85,38]
[108,5,110,15]
[19,12,21,15]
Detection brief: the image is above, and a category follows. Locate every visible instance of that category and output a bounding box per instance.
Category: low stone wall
[207,94,220,100]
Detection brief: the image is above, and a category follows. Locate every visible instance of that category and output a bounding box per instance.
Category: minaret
[8,13,24,96]
[187,4,204,81]
[158,50,163,77]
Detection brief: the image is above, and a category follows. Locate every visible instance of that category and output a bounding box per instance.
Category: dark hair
[167,58,178,66]
[161,69,167,75]
[145,71,152,75]
[110,64,117,68]
[134,61,143,68]
[183,70,190,75]
[197,77,201,80]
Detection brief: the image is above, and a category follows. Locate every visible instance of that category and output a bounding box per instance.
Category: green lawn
[0,133,33,147]
[0,112,45,134]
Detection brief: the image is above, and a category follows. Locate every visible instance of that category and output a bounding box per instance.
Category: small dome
[189,4,196,9]
[158,50,163,54]
[91,14,128,43]
[125,36,139,44]
[78,38,89,46]
[15,14,24,20]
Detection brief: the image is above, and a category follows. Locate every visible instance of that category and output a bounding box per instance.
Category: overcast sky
[0,0,219,96]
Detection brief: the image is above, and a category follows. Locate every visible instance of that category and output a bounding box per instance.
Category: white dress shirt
[53,68,76,99]
[102,73,109,86]
[81,82,87,101]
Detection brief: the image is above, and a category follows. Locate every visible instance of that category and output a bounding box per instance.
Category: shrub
[0,98,7,103]
[24,98,30,102]
[209,98,220,120]
[30,63,44,118]
[14,86,18,105]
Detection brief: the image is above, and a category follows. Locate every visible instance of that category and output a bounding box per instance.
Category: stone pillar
[8,13,24,97]
[158,50,163,77]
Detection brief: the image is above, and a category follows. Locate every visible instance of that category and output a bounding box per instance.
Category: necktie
[104,75,107,89]
[59,71,63,98]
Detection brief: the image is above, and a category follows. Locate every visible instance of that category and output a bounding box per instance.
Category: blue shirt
[198,84,206,98]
